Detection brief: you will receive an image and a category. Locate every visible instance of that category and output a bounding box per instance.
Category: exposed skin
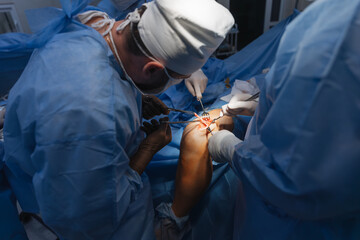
[172,122,211,217]
[172,109,234,217]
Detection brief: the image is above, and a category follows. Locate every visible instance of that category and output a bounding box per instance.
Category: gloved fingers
[228,100,253,109]
[222,101,257,116]
[143,106,156,120]
[165,123,172,139]
[159,120,168,132]
[0,107,5,129]
[230,93,253,102]
[143,120,160,134]
[184,79,196,97]
[221,104,236,116]
[145,103,162,116]
[152,97,169,115]
[221,104,229,116]
[151,119,160,129]
[208,130,241,163]
[159,117,169,123]
[142,95,169,118]
[184,69,208,98]
[226,108,244,116]
[142,96,156,120]
[200,78,208,94]
[220,93,259,116]
[225,105,246,116]
[140,126,148,135]
[194,83,202,99]
[198,70,208,93]
[141,122,153,135]
[159,117,172,143]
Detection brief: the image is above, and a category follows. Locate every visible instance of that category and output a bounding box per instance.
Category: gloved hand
[208,130,242,163]
[142,95,169,120]
[221,93,258,116]
[130,117,172,174]
[141,117,172,153]
[209,109,234,132]
[0,107,5,129]
[184,69,208,99]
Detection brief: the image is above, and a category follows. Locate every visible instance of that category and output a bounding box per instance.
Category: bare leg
[171,123,213,217]
[171,108,231,217]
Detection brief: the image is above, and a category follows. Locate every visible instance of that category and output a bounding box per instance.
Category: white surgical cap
[137,0,234,75]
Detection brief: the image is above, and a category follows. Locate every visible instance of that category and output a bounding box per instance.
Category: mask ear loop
[78,11,115,36]
[107,29,149,96]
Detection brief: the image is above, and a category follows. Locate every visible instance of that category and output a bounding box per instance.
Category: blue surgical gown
[0,141,28,240]
[3,19,156,239]
[232,0,360,239]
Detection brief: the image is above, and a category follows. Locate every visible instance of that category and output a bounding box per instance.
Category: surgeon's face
[134,69,170,94]
[134,66,189,95]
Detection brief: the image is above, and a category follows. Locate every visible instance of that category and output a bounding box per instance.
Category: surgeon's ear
[143,61,164,79]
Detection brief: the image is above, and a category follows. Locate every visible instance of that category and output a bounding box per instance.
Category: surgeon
[208,0,360,239]
[2,0,234,239]
[97,0,209,100]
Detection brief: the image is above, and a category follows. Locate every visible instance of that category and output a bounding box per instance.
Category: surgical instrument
[245,91,260,101]
[198,98,210,118]
[168,108,196,115]
[161,120,201,124]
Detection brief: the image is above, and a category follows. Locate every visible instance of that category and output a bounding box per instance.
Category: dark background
[230,0,266,50]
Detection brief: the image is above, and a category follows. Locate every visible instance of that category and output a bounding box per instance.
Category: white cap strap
[116,9,141,32]
[77,10,114,36]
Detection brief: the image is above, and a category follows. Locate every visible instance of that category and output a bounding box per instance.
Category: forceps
[164,108,208,125]
[245,91,260,101]
[198,98,210,118]
[167,108,196,115]
[161,120,201,124]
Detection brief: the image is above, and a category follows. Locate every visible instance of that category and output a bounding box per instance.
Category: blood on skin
[194,113,212,130]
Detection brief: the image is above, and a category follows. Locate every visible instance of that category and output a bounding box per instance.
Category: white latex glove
[208,130,242,163]
[221,93,259,116]
[184,69,208,99]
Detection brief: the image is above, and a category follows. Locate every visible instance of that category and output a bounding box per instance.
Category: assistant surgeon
[208,0,360,239]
